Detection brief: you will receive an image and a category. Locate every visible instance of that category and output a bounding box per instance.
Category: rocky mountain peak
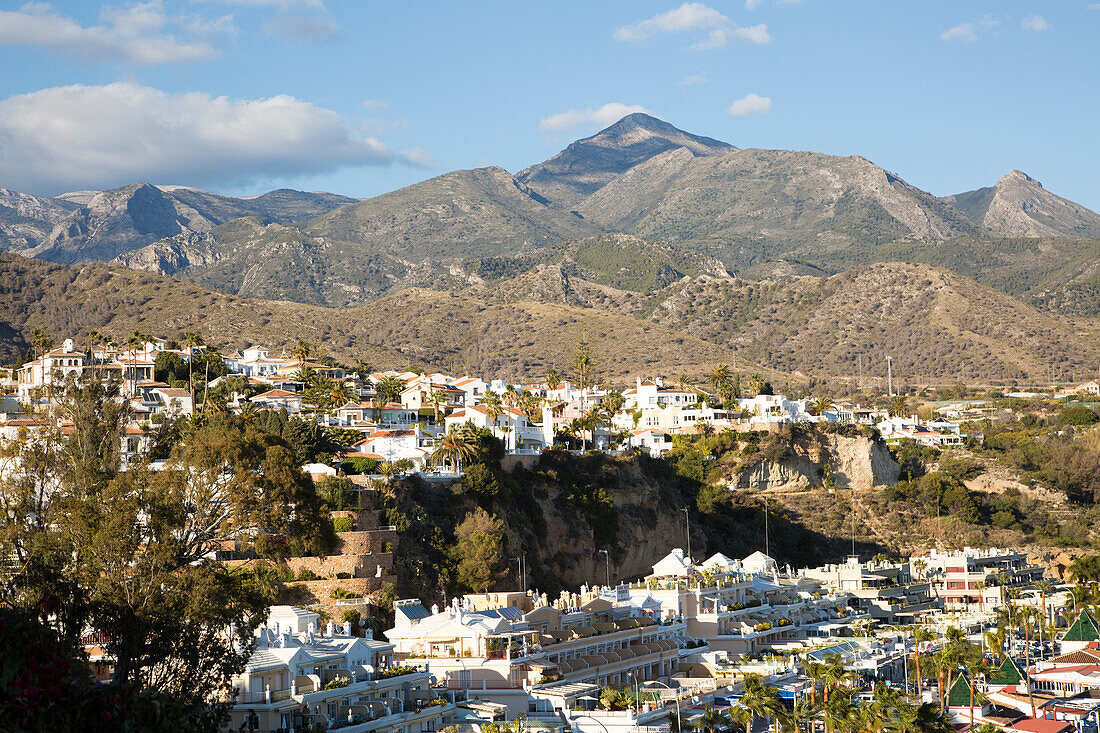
[998,169,1042,188]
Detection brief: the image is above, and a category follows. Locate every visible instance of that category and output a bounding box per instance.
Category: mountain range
[4,113,1100,381]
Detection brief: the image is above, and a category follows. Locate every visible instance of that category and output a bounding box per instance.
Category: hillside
[118,167,601,305]
[946,170,1100,239]
[578,147,976,262]
[645,263,1100,382]
[0,252,763,379]
[2,183,356,263]
[516,112,734,210]
[7,252,1099,386]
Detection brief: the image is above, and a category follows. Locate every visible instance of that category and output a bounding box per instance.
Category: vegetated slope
[10,182,357,264]
[828,235,1100,317]
[946,170,1100,239]
[516,112,734,210]
[307,166,598,260]
[0,252,764,380]
[116,217,417,308]
[578,147,976,268]
[644,262,1100,382]
[119,167,601,306]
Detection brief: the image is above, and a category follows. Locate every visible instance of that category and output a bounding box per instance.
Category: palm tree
[739,673,786,733]
[292,339,314,368]
[428,389,447,424]
[502,384,521,407]
[984,626,1007,663]
[375,375,406,406]
[811,395,835,417]
[1035,579,1055,626]
[329,380,356,409]
[911,626,936,698]
[698,707,729,733]
[803,659,828,709]
[889,395,909,418]
[87,329,102,364]
[782,697,816,733]
[184,331,203,399]
[431,428,475,473]
[482,389,505,442]
[545,369,562,391]
[125,331,144,396]
[710,363,732,399]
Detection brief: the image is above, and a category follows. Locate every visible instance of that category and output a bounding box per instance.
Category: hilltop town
[3,329,1100,732]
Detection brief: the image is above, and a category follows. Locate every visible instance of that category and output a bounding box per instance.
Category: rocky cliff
[728,431,899,492]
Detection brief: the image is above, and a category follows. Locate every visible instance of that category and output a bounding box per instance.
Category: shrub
[297,568,322,581]
[330,587,356,600]
[333,516,354,533]
[336,572,351,579]
[1061,405,1100,426]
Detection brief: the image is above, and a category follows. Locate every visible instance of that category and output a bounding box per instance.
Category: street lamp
[644,680,682,733]
[598,549,611,589]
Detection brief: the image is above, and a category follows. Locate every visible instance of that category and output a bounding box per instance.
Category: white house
[444,404,546,452]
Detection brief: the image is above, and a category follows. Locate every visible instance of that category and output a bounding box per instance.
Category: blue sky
[2,1,1098,210]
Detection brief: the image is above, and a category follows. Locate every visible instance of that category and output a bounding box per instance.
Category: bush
[297,568,322,581]
[336,572,351,579]
[330,587,356,599]
[1061,405,1100,426]
[333,516,354,533]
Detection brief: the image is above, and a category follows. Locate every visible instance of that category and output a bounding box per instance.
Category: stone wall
[336,529,397,556]
[281,577,385,605]
[331,509,385,531]
[285,550,394,580]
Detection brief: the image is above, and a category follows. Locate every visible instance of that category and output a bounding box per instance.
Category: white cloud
[745,0,763,9]
[0,1,229,65]
[0,82,424,195]
[614,2,770,48]
[726,93,772,116]
[941,15,998,43]
[262,11,337,40]
[1021,15,1050,32]
[539,103,649,131]
[941,23,978,42]
[678,73,709,87]
[362,99,389,111]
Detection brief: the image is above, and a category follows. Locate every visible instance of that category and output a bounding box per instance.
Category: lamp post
[645,680,681,733]
[599,549,611,589]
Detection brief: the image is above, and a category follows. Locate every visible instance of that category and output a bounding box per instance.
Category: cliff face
[730,432,899,492]
[523,456,686,589]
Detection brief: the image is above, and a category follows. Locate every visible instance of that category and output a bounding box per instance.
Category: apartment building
[386,595,688,696]
[802,556,941,623]
[225,605,454,733]
[913,547,1045,611]
[635,549,862,657]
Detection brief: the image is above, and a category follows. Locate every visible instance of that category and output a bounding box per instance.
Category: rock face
[517,112,735,209]
[2,183,358,263]
[945,170,1100,239]
[731,433,899,492]
[0,187,78,251]
[579,148,975,245]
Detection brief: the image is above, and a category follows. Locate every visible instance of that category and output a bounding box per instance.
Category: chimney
[326,621,335,637]
[343,621,352,636]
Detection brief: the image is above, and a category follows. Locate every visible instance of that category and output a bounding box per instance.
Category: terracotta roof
[155,388,191,397]
[1010,719,1074,733]
[253,389,299,399]
[1050,648,1100,665]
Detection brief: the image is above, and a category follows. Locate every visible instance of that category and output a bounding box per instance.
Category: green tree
[452,507,506,592]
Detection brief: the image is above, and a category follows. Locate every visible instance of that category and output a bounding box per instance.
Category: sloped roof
[946,673,974,708]
[988,656,1026,686]
[1062,611,1100,642]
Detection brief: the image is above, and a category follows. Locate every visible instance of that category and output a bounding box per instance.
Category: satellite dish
[429,675,439,685]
